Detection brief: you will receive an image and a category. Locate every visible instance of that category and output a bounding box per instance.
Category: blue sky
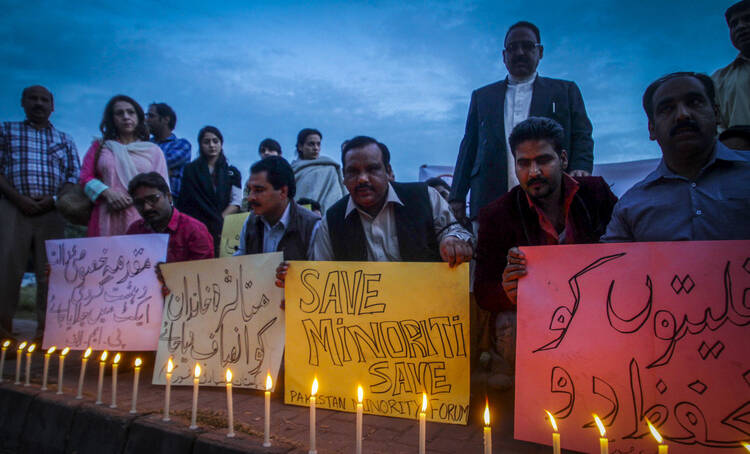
[1,0,738,181]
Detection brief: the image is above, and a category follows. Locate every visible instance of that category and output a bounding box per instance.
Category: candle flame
[483,401,490,426]
[311,377,318,395]
[194,363,201,377]
[593,414,606,437]
[357,385,363,403]
[167,358,174,373]
[134,358,142,367]
[100,350,108,362]
[421,392,428,412]
[545,410,558,432]
[18,341,27,350]
[741,442,750,451]
[266,373,272,391]
[83,348,92,358]
[47,346,57,354]
[2,340,9,348]
[646,419,663,444]
[226,368,232,382]
[28,344,36,353]
[113,353,121,364]
[61,347,70,356]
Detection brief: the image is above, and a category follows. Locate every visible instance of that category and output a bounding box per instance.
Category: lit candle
[190,363,201,429]
[130,358,142,414]
[76,348,92,399]
[483,400,492,454]
[14,341,27,384]
[545,410,560,454]
[163,357,174,421]
[647,419,668,454]
[24,344,36,386]
[419,392,427,454]
[225,368,235,437]
[41,346,56,390]
[109,353,121,408]
[594,414,608,454]
[95,351,108,405]
[309,377,318,454]
[356,385,363,454]
[0,340,10,384]
[56,347,69,395]
[263,373,272,447]
[742,442,749,452]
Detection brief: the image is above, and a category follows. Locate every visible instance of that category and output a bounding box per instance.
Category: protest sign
[44,234,168,350]
[219,212,250,257]
[285,261,470,424]
[515,241,750,453]
[152,252,284,390]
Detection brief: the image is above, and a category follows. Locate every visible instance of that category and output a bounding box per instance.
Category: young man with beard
[473,117,617,390]
[146,102,191,202]
[126,172,214,262]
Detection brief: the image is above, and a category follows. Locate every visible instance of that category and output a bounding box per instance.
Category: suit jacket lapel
[488,79,508,147]
[529,75,550,117]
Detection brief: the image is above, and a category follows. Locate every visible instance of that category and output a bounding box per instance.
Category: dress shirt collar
[22,119,53,131]
[153,133,177,144]
[644,140,748,186]
[165,207,181,232]
[345,182,404,219]
[507,71,537,85]
[259,200,292,231]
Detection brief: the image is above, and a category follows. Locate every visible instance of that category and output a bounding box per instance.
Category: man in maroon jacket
[474,117,617,389]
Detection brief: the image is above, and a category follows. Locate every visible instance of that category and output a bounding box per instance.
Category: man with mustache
[473,117,616,389]
[449,21,594,231]
[0,85,81,341]
[602,72,750,242]
[236,156,320,259]
[126,172,214,262]
[712,0,750,131]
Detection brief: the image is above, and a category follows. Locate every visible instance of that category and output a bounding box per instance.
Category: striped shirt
[152,134,191,198]
[0,121,80,198]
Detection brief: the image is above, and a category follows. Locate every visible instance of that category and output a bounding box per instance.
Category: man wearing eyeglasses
[449,21,594,228]
[126,172,214,262]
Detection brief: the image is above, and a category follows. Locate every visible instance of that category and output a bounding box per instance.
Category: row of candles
[1,340,677,452]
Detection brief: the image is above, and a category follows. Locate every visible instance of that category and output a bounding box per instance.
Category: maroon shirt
[126,208,214,262]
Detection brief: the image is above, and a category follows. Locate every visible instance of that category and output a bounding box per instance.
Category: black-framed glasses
[134,193,162,208]
[505,40,541,53]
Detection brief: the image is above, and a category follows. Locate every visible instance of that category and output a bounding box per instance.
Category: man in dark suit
[449,21,594,225]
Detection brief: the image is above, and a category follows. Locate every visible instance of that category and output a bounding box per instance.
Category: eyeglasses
[505,40,541,53]
[133,193,163,208]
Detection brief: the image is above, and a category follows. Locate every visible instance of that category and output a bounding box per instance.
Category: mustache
[527,177,548,186]
[670,120,700,137]
[512,56,530,65]
[354,183,374,192]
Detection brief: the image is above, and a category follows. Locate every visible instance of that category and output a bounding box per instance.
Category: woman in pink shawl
[80,95,169,236]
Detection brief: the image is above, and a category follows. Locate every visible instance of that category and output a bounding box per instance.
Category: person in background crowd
[126,172,214,262]
[426,176,472,232]
[0,85,81,341]
[712,0,750,131]
[602,72,750,242]
[177,125,242,255]
[474,117,617,390]
[290,128,346,213]
[450,21,594,230]
[146,102,191,202]
[295,197,322,216]
[235,156,319,258]
[719,125,750,150]
[259,138,282,158]
[80,94,169,237]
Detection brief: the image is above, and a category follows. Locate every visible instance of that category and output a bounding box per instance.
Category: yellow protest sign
[219,212,250,257]
[284,261,470,425]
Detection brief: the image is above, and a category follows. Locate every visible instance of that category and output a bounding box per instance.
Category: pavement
[0,319,573,454]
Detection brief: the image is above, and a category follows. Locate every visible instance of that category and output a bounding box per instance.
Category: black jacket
[242,200,320,260]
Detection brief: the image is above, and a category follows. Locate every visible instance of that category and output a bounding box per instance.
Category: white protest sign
[44,234,168,350]
[152,252,285,390]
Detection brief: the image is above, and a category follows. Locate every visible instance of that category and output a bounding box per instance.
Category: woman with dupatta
[177,125,242,256]
[80,95,169,237]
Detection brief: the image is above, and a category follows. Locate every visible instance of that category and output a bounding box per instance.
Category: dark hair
[508,117,565,156]
[197,125,224,157]
[296,197,321,212]
[726,0,750,23]
[100,95,149,141]
[505,21,541,45]
[21,85,53,104]
[642,72,716,122]
[425,177,451,192]
[259,138,282,155]
[250,156,296,199]
[296,128,322,157]
[341,136,391,168]
[127,172,170,196]
[149,102,176,129]
[719,124,750,142]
